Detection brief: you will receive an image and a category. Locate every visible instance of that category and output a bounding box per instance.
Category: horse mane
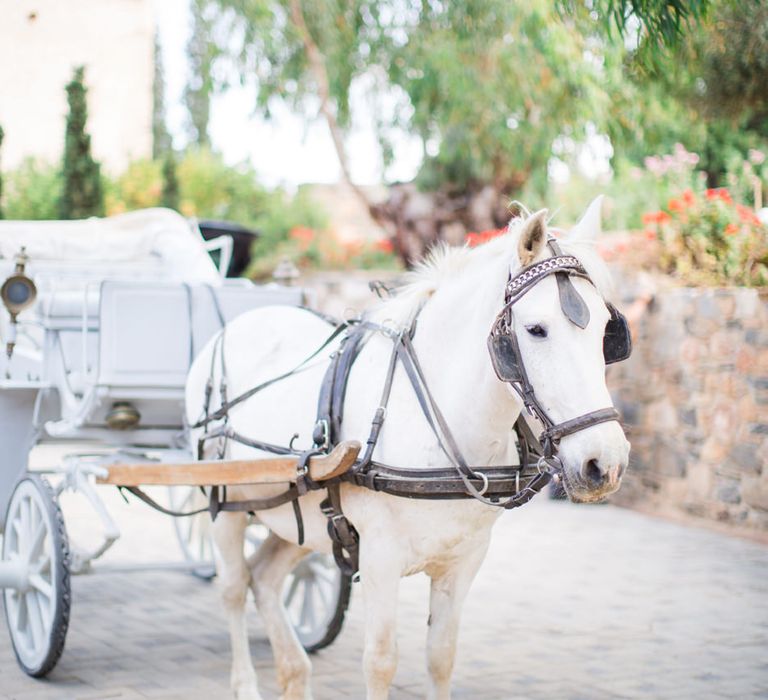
[370,212,615,326]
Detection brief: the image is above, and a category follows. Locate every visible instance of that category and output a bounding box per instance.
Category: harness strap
[192,321,349,429]
[120,486,210,518]
[320,482,359,576]
[354,337,401,471]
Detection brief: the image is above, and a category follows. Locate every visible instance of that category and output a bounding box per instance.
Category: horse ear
[569,195,604,241]
[516,209,548,266]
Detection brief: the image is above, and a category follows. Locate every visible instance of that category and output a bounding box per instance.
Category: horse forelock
[369,212,614,326]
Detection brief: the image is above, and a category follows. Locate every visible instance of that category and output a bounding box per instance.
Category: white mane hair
[370,212,614,326]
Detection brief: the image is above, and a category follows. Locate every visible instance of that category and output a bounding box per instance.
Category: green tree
[153,32,173,158]
[608,0,768,185]
[185,0,218,147]
[211,1,613,224]
[161,152,180,210]
[59,66,104,219]
[567,0,712,48]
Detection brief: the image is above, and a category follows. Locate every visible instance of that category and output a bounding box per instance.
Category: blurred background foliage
[0,0,765,283]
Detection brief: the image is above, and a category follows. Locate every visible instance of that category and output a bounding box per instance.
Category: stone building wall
[608,284,768,531]
[0,0,154,173]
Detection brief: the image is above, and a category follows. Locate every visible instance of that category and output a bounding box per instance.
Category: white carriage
[0,209,350,676]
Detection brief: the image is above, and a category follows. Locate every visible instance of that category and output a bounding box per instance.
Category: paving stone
[1,492,767,699]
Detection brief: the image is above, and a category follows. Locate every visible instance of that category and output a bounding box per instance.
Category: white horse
[185,198,630,700]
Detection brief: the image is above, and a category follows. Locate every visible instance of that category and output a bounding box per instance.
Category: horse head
[494,197,630,502]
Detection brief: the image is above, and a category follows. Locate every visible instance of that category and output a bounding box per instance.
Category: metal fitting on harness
[313,419,330,449]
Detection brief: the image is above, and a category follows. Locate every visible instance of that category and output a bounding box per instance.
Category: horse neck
[401,268,522,465]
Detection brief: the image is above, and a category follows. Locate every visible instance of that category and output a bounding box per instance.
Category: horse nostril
[582,459,606,487]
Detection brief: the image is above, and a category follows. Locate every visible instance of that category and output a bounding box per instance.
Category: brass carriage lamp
[1,247,38,358]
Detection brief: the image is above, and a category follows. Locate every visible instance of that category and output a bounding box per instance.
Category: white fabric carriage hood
[0,208,220,285]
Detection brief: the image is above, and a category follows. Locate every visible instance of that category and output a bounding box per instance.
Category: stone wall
[608,284,768,530]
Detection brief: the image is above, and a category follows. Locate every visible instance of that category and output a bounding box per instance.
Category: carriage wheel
[1,475,71,677]
[168,487,351,650]
[282,551,351,652]
[168,486,216,580]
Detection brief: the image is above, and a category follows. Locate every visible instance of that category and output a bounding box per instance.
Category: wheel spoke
[28,519,47,563]
[299,581,316,630]
[32,552,52,576]
[29,573,53,600]
[284,573,301,606]
[26,592,44,652]
[313,577,332,610]
[20,498,30,553]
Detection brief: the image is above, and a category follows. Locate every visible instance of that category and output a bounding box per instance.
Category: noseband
[488,239,627,463]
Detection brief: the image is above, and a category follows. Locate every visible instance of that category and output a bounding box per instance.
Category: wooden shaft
[96,440,361,487]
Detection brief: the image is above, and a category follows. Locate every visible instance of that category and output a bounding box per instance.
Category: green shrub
[643,187,768,287]
[3,159,62,220]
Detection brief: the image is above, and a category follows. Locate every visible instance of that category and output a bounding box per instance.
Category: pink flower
[748,149,766,165]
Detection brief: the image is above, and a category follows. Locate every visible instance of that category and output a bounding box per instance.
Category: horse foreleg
[426,543,489,700]
[360,544,402,700]
[212,511,262,700]
[247,532,312,700]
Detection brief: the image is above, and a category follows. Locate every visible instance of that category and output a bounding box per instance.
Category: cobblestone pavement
[2,476,767,700]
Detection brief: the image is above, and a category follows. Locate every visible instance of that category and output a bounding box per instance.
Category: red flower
[705,188,732,204]
[736,204,761,226]
[466,229,504,247]
[374,238,394,254]
[289,226,315,245]
[642,212,658,225]
[668,198,684,212]
[681,189,696,206]
[724,223,739,236]
[657,211,672,224]
[645,229,657,241]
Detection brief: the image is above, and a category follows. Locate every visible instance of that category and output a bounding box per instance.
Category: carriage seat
[44,279,305,443]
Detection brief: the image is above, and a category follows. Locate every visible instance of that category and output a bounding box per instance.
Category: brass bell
[105,402,141,430]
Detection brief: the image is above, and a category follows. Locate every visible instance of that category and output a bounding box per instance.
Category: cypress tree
[152,32,172,159]
[161,152,180,210]
[0,124,4,219]
[59,66,104,219]
[185,0,216,147]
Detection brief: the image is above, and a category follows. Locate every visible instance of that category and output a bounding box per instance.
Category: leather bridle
[488,240,621,464]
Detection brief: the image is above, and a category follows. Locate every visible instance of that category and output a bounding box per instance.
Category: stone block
[727,443,760,475]
[715,476,741,504]
[700,436,728,463]
[679,408,696,427]
[686,461,711,498]
[741,476,768,511]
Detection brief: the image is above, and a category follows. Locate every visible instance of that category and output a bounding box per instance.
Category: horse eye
[525,324,548,338]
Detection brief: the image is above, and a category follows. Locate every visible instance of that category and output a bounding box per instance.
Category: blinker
[488,333,523,383]
[603,304,632,364]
